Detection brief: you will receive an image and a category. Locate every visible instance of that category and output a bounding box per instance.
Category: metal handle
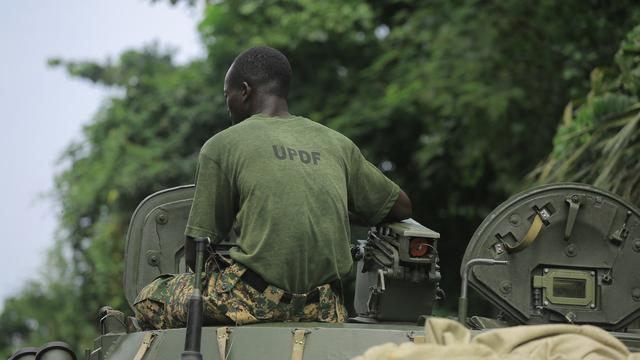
[458,259,508,323]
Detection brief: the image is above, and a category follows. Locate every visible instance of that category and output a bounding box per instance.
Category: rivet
[632,288,640,302]
[632,239,640,253]
[565,244,577,257]
[509,214,521,227]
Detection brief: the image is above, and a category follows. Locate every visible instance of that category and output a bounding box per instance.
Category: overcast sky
[0,0,203,304]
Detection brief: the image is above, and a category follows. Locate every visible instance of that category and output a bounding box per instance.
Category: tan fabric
[352,317,640,360]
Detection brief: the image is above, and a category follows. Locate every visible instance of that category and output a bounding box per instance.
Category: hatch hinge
[291,328,311,360]
[217,326,231,360]
[132,331,157,360]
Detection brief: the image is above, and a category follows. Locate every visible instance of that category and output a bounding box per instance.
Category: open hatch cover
[461,183,640,330]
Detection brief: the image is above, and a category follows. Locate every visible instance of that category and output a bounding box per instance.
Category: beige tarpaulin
[352,317,640,360]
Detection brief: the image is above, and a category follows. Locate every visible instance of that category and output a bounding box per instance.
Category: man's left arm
[184,151,235,271]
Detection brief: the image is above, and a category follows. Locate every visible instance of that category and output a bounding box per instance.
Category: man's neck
[251,95,290,118]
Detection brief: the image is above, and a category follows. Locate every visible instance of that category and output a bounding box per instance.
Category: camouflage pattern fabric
[134,260,347,330]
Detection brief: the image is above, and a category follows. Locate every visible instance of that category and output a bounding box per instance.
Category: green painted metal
[462,182,640,329]
[88,323,425,360]
[15,182,640,359]
[532,268,595,307]
[123,185,195,308]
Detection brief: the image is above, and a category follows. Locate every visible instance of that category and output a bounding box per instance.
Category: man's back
[135,46,410,329]
[186,114,399,293]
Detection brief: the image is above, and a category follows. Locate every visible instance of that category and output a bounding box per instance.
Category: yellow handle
[506,214,543,253]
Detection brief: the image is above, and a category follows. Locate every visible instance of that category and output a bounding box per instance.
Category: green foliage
[0,244,93,358]
[0,46,228,355]
[194,0,640,304]
[535,25,640,204]
[2,1,640,355]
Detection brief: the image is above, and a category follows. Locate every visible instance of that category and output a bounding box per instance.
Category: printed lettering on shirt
[272,145,320,165]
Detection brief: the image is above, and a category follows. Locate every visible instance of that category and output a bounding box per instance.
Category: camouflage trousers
[133,260,347,330]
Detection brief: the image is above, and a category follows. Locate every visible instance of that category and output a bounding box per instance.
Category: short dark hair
[228,46,292,98]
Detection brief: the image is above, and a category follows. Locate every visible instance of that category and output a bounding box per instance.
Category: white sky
[0,0,203,303]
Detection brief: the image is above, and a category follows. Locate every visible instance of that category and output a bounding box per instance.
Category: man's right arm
[383,189,412,222]
[347,144,410,226]
[349,189,412,225]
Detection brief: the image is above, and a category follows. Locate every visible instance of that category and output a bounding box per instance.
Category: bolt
[509,214,521,227]
[632,288,640,302]
[540,209,551,220]
[566,312,577,322]
[590,271,595,277]
[590,303,596,309]
[632,239,640,253]
[148,255,159,266]
[543,300,549,306]
[544,268,549,274]
[500,281,512,294]
[156,212,168,224]
[571,194,579,202]
[565,244,577,257]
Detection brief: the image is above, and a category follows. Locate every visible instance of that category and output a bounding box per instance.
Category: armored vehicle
[11,182,640,359]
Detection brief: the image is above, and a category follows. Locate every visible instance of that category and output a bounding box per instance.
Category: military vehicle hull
[89,323,427,360]
[13,183,640,360]
[87,322,640,359]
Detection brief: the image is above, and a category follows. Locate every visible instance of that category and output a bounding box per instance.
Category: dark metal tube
[180,237,209,360]
[183,292,203,353]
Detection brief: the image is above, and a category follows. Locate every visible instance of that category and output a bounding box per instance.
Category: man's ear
[240,81,252,102]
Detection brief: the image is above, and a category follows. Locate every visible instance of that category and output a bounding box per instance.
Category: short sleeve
[347,145,400,225]
[185,151,235,243]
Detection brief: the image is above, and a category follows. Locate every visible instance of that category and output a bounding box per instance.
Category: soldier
[134,46,412,329]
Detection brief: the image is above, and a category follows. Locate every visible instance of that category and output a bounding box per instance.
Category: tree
[195,0,640,301]
[534,25,640,206]
[0,46,226,356]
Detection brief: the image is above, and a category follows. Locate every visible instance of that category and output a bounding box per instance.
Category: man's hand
[383,190,412,222]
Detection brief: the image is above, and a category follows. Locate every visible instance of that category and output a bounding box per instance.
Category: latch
[564,194,582,241]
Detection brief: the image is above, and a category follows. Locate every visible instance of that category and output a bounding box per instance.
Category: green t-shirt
[185,114,400,293]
